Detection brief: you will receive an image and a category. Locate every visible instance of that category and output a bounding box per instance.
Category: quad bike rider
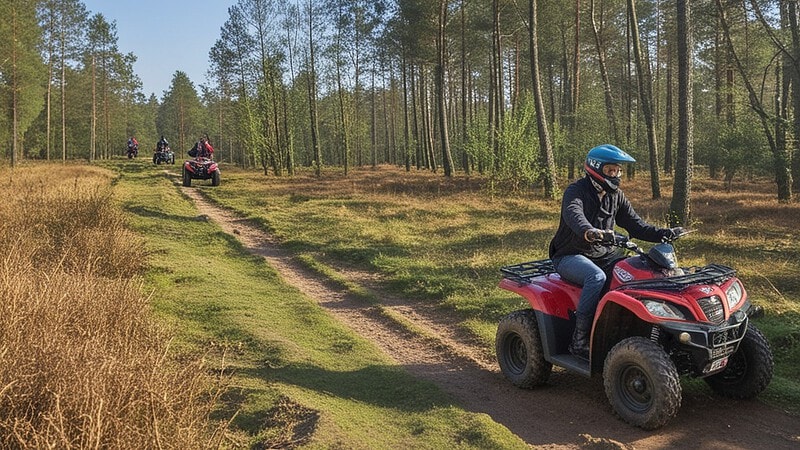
[153,135,174,164]
[495,145,774,429]
[182,136,220,187]
[126,136,139,158]
[550,145,680,360]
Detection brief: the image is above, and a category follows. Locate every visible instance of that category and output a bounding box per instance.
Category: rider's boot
[569,313,592,360]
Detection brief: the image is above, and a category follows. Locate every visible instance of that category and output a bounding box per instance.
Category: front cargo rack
[500,260,736,291]
[617,263,736,292]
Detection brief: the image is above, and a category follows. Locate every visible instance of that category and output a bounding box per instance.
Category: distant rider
[156,135,169,151]
[127,136,139,155]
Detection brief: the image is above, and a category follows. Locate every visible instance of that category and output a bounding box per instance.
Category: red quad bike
[495,231,774,430]
[182,157,220,187]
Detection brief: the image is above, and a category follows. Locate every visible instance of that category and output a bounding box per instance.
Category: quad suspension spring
[649,325,660,342]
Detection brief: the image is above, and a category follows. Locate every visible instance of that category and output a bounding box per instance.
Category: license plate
[709,357,728,372]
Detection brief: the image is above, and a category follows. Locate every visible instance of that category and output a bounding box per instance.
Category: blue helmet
[585,144,636,191]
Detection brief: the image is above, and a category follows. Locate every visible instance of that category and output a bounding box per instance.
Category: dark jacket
[549,176,665,267]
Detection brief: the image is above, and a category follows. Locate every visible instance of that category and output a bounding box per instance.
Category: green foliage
[0,0,46,161]
[696,114,771,183]
[493,98,541,191]
[157,71,208,155]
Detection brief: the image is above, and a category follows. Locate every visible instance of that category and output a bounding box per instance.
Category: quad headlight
[725,280,744,310]
[641,299,686,319]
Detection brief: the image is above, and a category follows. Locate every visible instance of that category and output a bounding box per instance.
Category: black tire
[170,155,175,164]
[704,324,773,399]
[211,170,220,186]
[604,337,681,430]
[153,155,158,164]
[182,167,191,187]
[495,309,552,388]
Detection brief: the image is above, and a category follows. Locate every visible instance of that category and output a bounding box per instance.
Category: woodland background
[3,0,800,218]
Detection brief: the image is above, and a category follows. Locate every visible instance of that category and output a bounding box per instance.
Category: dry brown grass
[0,165,228,448]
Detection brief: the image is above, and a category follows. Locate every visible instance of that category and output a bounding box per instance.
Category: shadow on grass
[247,362,451,412]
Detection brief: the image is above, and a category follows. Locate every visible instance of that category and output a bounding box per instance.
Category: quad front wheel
[495,309,551,388]
[182,167,191,187]
[604,337,681,430]
[211,170,220,186]
[704,324,773,399]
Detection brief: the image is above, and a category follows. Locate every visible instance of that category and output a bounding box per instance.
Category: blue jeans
[552,254,607,318]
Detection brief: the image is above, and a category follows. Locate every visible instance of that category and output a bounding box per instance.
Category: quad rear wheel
[604,337,681,430]
[704,324,773,399]
[495,309,551,388]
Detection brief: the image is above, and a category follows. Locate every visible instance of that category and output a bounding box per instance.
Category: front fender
[597,290,672,324]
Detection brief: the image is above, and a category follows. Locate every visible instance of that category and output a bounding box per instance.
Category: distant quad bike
[153,145,175,165]
[495,231,773,430]
[127,145,138,159]
[182,157,220,187]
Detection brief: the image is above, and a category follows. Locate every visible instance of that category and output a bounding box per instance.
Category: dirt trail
[180,183,800,450]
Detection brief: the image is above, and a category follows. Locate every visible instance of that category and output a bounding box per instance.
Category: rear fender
[498,276,579,320]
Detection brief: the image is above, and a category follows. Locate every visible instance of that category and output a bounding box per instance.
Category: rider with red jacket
[189,137,214,159]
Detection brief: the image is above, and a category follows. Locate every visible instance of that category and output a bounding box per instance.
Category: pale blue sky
[81,0,235,98]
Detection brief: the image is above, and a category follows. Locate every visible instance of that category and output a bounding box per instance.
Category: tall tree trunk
[437,0,455,177]
[335,47,350,175]
[627,0,661,199]
[402,52,412,172]
[411,63,422,170]
[590,0,619,143]
[529,0,558,199]
[306,0,322,176]
[10,5,19,167]
[572,0,581,117]
[787,0,800,192]
[670,0,693,226]
[492,0,503,168]
[664,38,673,175]
[371,67,377,168]
[421,67,437,172]
[91,55,96,161]
[460,0,471,175]
[60,31,67,161]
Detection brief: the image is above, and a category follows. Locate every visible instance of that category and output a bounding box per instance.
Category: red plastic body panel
[498,274,581,320]
[500,255,748,325]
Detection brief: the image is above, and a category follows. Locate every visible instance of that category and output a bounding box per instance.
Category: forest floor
[178,178,800,450]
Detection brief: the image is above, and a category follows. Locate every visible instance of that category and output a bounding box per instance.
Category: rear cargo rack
[500,259,556,283]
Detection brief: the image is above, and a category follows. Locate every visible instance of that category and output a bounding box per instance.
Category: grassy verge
[109,160,529,448]
[198,163,800,416]
[0,163,224,447]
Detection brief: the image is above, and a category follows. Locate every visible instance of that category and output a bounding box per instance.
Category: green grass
[106,160,529,448]
[197,164,800,416]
